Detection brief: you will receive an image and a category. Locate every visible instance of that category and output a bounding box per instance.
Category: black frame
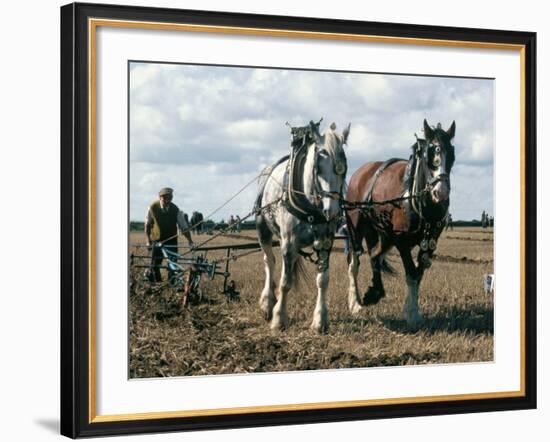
[61,2,537,438]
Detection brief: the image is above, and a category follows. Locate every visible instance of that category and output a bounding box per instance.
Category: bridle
[417,136,451,189]
[396,133,451,259]
[286,121,348,270]
[410,134,452,223]
[286,121,347,224]
[310,146,347,206]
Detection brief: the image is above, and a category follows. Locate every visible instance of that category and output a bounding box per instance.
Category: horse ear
[447,121,456,139]
[423,119,434,140]
[309,119,322,136]
[343,123,351,145]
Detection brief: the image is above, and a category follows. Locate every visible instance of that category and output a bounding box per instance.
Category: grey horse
[255,120,350,333]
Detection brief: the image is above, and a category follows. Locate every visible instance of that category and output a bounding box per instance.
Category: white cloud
[224,119,278,149]
[131,104,165,132]
[352,74,392,110]
[129,62,494,221]
[469,132,493,163]
[129,64,162,92]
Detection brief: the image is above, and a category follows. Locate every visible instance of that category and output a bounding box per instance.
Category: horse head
[422,119,456,203]
[309,122,350,223]
[285,120,350,228]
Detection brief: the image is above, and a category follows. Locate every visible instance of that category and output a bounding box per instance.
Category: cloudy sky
[129,62,494,223]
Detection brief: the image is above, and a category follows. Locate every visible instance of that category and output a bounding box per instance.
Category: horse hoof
[404,313,424,328]
[349,301,364,316]
[270,311,289,331]
[311,311,329,334]
[259,294,275,321]
[310,322,328,334]
[260,306,273,321]
[362,287,385,306]
[270,320,287,332]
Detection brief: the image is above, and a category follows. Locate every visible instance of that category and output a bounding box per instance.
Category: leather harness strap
[364,158,405,204]
[283,124,330,224]
[282,159,327,224]
[254,155,289,213]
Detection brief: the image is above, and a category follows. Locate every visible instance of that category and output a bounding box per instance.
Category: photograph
[58,1,537,438]
[128,62,495,378]
[1,0,545,440]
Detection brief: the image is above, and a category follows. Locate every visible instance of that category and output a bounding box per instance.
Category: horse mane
[402,152,416,193]
[321,127,345,159]
[403,138,426,193]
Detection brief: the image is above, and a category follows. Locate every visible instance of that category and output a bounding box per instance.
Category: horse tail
[292,255,311,290]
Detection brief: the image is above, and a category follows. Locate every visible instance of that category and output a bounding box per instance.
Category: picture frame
[60,2,537,438]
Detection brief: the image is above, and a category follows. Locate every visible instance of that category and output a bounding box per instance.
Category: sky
[129,62,494,223]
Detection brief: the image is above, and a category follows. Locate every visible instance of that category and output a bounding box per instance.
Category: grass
[129,227,494,378]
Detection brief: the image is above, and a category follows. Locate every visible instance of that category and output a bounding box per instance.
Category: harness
[363,158,405,205]
[284,127,327,224]
[254,154,289,214]
[346,136,450,260]
[409,136,450,222]
[282,121,346,225]
[407,136,450,258]
[257,120,348,271]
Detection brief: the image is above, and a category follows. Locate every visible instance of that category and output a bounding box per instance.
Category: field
[129,227,494,378]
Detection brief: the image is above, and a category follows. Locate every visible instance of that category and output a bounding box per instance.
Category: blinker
[334,162,346,175]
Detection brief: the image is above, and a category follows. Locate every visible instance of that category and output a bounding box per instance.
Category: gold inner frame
[87,18,527,424]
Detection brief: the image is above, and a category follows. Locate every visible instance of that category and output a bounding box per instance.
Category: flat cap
[158,187,174,196]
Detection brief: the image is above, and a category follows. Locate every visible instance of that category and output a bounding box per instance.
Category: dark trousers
[338,226,349,254]
[149,239,178,282]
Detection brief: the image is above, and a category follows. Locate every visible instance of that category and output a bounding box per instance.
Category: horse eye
[435,146,441,154]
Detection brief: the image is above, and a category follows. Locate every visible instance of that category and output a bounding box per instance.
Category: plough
[130,240,280,307]
[130,234,353,308]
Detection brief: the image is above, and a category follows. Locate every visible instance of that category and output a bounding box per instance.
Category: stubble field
[129,227,494,378]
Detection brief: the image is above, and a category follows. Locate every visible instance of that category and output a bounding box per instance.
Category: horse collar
[284,142,327,225]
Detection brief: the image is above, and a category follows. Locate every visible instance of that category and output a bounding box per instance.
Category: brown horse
[345,120,456,326]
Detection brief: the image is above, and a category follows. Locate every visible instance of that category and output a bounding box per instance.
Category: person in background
[445,213,453,231]
[235,215,242,233]
[145,187,194,282]
[338,218,349,255]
